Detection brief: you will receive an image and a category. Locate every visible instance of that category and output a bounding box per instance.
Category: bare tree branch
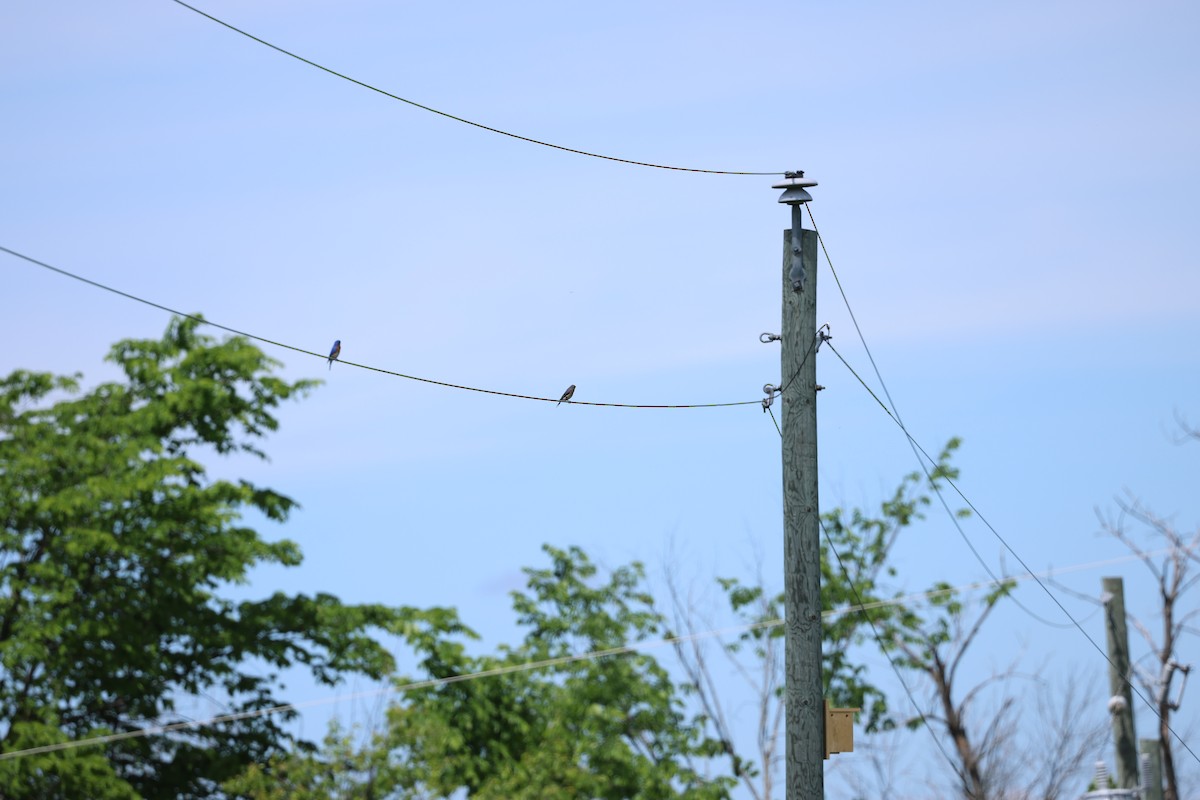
[1101,478,1200,800]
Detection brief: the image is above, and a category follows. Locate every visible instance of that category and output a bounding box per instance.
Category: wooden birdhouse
[824,700,859,759]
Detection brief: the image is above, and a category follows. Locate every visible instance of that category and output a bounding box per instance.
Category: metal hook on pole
[816,323,832,351]
[761,332,781,344]
[762,383,779,412]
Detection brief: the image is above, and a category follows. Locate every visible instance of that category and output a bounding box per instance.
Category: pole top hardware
[773,171,818,205]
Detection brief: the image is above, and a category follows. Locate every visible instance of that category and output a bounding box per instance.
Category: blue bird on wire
[327,339,341,370]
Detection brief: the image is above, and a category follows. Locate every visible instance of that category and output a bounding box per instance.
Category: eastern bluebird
[327,340,341,370]
[557,384,575,406]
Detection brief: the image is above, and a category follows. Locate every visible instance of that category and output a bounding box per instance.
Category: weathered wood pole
[776,173,822,800]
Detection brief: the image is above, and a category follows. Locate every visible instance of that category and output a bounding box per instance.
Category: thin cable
[818,514,965,784]
[2,245,757,410]
[760,328,821,432]
[813,197,1196,756]
[168,0,781,177]
[804,206,1079,632]
[770,338,1069,629]
[776,323,828,399]
[823,340,1078,632]
[826,339,1200,767]
[824,549,1171,622]
[0,548,1158,762]
[760,398,1168,613]
[0,616,780,761]
[805,206,896,417]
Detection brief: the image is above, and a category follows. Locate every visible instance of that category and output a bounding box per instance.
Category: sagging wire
[2,245,758,410]
[168,0,782,176]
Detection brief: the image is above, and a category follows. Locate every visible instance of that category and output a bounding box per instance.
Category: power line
[823,338,1080,630]
[765,391,1150,622]
[825,338,1200,769]
[0,617,786,762]
[802,207,1078,633]
[801,209,1197,765]
[766,326,824,405]
[167,0,782,177]
[0,549,1152,763]
[818,514,966,785]
[766,405,782,436]
[824,548,1173,622]
[1,245,758,410]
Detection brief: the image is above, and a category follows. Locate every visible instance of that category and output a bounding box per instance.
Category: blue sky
[3,0,1199,796]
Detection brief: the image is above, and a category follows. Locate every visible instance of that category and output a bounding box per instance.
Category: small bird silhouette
[557,384,576,406]
[327,340,341,370]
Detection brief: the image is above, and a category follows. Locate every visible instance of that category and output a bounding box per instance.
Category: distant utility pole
[775,172,822,799]
[1140,738,1164,800]
[1103,576,1139,789]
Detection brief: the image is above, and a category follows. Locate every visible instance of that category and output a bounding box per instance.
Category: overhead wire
[772,326,824,401]
[1,245,757,410]
[819,303,1200,768]
[757,397,1173,619]
[768,380,1074,790]
[818,513,966,784]
[0,619,778,762]
[14,0,1186,770]
[759,324,826,431]
[167,0,782,177]
[771,369,1180,772]
[803,205,1090,634]
[10,236,1194,762]
[822,548,1177,622]
[766,405,781,437]
[0,548,1154,763]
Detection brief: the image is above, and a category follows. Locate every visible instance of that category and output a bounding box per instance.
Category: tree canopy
[5,317,1120,799]
[0,318,412,799]
[229,544,736,800]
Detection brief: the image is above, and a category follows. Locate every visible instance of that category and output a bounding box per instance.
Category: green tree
[817,438,968,725]
[223,724,402,800]
[0,318,411,799]
[229,545,736,799]
[231,443,984,800]
[666,439,983,798]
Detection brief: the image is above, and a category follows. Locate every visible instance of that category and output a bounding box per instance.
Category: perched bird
[327,339,341,370]
[557,384,576,406]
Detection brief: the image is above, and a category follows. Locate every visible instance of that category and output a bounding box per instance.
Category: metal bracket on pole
[788,252,806,292]
[760,332,781,343]
[816,324,832,351]
[773,171,819,292]
[762,383,780,412]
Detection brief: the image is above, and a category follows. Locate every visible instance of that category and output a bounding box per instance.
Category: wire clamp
[815,324,832,351]
[762,383,779,412]
[760,332,781,344]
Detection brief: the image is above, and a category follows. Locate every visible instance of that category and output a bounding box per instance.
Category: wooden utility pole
[775,173,823,799]
[1103,576,1139,789]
